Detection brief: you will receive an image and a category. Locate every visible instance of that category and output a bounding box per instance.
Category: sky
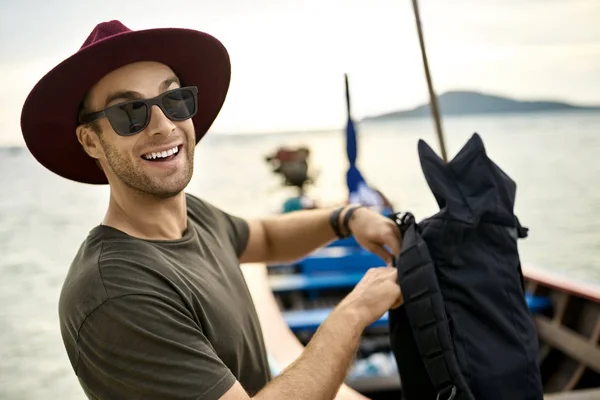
[1,0,599,146]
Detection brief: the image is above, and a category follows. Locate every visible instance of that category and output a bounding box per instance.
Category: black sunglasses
[79,86,198,136]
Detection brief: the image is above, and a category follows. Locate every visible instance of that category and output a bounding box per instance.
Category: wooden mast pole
[411,0,448,162]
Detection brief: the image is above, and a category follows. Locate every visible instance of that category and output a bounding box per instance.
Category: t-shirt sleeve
[187,194,250,258]
[74,294,237,400]
[220,210,250,258]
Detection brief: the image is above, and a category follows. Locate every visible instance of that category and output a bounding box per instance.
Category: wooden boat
[264,242,600,399]
[260,21,599,394]
[524,265,600,395]
[259,104,599,400]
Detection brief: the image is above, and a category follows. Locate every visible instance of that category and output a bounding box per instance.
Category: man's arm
[241,264,368,400]
[222,266,402,400]
[255,302,363,400]
[240,207,342,264]
[239,205,400,266]
[221,297,366,400]
[220,294,364,400]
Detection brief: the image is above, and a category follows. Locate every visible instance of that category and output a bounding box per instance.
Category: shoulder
[185,193,242,232]
[71,292,237,400]
[185,193,228,223]
[59,227,116,312]
[185,193,250,257]
[59,227,183,354]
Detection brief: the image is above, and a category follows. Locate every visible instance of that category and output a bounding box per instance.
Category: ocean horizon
[5,107,599,148]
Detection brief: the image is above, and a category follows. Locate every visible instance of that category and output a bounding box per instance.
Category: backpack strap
[515,218,529,291]
[390,213,473,400]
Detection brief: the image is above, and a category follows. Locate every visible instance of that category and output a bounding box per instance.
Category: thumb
[366,244,393,266]
[390,290,404,309]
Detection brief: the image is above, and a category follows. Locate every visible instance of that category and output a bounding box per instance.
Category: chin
[148,176,192,198]
[152,189,185,199]
[112,170,192,199]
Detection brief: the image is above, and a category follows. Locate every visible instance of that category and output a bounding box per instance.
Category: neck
[103,186,188,241]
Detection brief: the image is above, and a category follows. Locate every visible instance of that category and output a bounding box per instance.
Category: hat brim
[20,27,231,184]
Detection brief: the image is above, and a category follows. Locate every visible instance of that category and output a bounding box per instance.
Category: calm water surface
[1,111,599,399]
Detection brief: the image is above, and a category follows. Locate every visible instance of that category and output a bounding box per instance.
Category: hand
[340,266,404,328]
[344,206,402,265]
[335,385,371,400]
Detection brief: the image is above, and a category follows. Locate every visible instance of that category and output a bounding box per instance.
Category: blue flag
[344,75,386,209]
[345,114,366,195]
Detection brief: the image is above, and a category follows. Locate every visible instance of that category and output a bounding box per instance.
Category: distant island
[362,90,600,121]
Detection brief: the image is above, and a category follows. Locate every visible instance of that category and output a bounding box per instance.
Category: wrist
[336,297,370,331]
[329,207,346,238]
[340,204,364,237]
[329,205,354,238]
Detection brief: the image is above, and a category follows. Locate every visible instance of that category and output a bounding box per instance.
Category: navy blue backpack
[389,134,543,400]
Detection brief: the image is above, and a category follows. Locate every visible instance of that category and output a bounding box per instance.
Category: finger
[366,244,393,266]
[382,265,398,280]
[390,291,404,309]
[383,269,402,309]
[388,220,402,241]
[382,231,402,258]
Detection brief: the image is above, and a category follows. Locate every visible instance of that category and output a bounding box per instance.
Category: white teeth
[143,146,179,160]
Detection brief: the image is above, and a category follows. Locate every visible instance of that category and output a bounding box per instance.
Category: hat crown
[81,20,131,50]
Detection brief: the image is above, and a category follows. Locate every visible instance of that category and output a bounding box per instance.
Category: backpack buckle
[436,385,457,400]
[389,211,415,235]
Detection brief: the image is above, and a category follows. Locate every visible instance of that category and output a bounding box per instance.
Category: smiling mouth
[142,145,181,162]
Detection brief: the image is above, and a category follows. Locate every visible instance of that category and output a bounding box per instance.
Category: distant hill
[362,90,600,121]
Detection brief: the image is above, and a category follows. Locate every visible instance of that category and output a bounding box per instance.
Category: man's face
[82,61,196,198]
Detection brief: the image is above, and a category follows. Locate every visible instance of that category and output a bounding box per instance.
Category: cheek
[98,118,115,135]
[179,119,196,141]
[102,135,138,161]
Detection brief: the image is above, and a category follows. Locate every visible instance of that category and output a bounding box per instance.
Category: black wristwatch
[342,205,364,236]
[329,205,365,238]
[329,207,346,238]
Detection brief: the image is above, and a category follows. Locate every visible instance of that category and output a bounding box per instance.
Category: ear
[76,125,104,160]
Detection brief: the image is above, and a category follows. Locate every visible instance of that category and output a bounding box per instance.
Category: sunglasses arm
[79,110,106,124]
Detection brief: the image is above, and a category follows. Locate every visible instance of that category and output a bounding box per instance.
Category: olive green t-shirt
[58,193,271,399]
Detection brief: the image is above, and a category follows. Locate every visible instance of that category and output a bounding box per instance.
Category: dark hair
[78,92,102,135]
[77,92,103,171]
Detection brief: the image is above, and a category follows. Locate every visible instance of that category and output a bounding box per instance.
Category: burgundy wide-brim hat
[20,20,231,184]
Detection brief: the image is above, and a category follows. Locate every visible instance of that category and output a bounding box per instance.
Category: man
[21,20,403,400]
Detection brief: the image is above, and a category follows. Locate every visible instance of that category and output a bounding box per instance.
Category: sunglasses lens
[162,89,196,120]
[107,101,149,136]
[101,88,196,136]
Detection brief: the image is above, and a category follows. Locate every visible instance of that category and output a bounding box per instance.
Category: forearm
[268,339,367,400]
[253,305,364,400]
[260,208,340,263]
[240,264,367,400]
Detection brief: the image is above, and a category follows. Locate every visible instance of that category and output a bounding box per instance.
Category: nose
[145,105,176,137]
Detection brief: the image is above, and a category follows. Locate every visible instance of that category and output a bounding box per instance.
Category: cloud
[1,0,599,146]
